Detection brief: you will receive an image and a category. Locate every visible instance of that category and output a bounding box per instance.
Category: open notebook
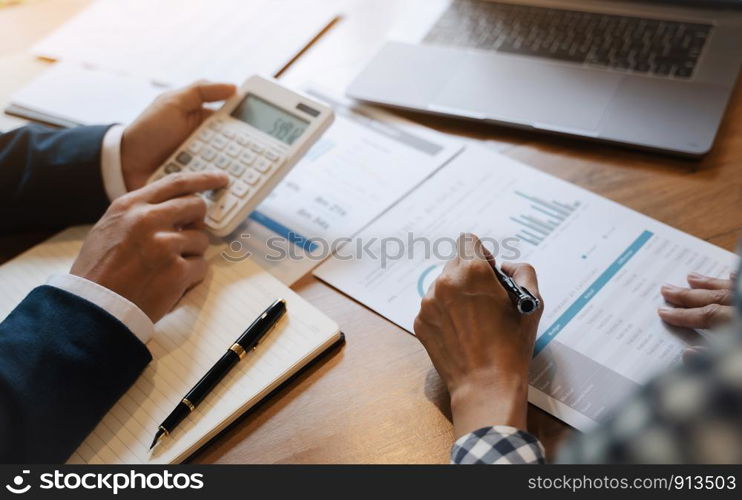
[0,226,342,464]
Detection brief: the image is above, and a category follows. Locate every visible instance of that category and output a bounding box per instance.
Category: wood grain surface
[1,0,740,464]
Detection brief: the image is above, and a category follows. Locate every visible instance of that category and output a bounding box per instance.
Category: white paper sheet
[13,0,340,126]
[314,145,739,431]
[10,63,166,125]
[32,0,341,86]
[221,87,464,285]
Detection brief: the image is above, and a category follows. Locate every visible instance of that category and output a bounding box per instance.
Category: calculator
[148,75,334,237]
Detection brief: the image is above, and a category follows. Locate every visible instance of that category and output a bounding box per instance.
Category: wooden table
[2,0,741,464]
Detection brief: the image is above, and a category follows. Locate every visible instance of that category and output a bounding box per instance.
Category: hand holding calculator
[148,76,334,237]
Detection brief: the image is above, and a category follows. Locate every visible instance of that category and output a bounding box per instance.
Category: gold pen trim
[182,398,195,412]
[159,425,170,437]
[229,343,247,359]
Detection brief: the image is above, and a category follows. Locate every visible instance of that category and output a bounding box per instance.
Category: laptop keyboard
[424,0,712,79]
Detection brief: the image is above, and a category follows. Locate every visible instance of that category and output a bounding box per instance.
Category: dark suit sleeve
[0,125,112,233]
[0,285,152,463]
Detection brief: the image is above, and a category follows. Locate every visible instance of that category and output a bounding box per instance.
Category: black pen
[493,266,540,315]
[150,299,287,450]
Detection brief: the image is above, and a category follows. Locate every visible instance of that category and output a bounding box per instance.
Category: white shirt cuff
[100,125,128,201]
[47,273,154,346]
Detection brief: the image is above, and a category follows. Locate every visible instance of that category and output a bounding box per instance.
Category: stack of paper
[9,0,341,125]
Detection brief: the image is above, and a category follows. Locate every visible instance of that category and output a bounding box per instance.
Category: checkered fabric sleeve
[451,426,546,464]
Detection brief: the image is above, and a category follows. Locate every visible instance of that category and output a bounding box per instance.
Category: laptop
[346,0,742,157]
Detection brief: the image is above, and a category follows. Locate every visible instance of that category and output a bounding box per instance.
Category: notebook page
[0,226,339,464]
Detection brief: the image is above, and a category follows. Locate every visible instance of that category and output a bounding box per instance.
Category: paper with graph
[227,87,463,285]
[315,145,738,431]
[0,227,340,463]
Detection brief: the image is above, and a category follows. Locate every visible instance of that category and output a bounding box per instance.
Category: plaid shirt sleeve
[451,426,546,464]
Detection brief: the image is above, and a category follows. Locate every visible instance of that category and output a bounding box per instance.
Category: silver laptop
[347,0,742,157]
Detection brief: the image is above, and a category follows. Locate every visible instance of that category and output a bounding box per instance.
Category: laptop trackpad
[432,53,623,133]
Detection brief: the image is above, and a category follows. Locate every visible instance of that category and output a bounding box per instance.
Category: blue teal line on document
[533,230,654,356]
[249,211,318,253]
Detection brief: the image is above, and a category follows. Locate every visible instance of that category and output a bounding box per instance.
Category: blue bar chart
[510,191,581,246]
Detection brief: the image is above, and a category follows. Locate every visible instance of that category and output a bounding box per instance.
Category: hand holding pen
[414,233,543,436]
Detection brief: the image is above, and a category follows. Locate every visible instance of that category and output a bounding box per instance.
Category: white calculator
[148,75,334,237]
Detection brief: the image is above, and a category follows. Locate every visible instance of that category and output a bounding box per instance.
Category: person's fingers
[687,272,734,291]
[176,81,237,111]
[658,304,734,329]
[501,261,541,300]
[199,108,216,122]
[479,241,497,269]
[137,172,228,204]
[661,284,733,307]
[180,256,209,290]
[457,232,478,260]
[682,345,708,365]
[456,233,492,263]
[175,229,210,257]
[152,194,209,227]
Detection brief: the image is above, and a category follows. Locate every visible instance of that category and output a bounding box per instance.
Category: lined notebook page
[0,226,340,464]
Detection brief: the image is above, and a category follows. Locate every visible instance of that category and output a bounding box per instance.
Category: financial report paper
[314,145,738,431]
[224,87,463,284]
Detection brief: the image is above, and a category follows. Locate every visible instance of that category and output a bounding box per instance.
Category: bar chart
[510,190,581,246]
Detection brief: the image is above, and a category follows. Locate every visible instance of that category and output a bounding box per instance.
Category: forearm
[0,125,112,233]
[450,372,530,439]
[0,286,151,463]
[447,372,546,465]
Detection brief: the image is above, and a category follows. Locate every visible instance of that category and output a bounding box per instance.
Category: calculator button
[226,143,241,157]
[239,150,256,165]
[242,169,261,185]
[186,141,203,155]
[211,135,228,150]
[215,154,231,169]
[231,181,251,198]
[236,134,250,146]
[229,162,246,177]
[164,163,181,174]
[254,158,272,173]
[176,151,193,166]
[264,149,281,161]
[189,158,207,171]
[208,119,223,132]
[209,195,239,222]
[198,129,214,141]
[249,144,264,154]
[201,148,217,161]
[222,128,236,140]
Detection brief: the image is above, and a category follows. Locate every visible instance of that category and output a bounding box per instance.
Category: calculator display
[231,94,309,145]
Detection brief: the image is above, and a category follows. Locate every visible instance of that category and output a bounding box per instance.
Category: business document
[12,0,340,126]
[315,145,738,431]
[228,87,463,284]
[32,0,341,86]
